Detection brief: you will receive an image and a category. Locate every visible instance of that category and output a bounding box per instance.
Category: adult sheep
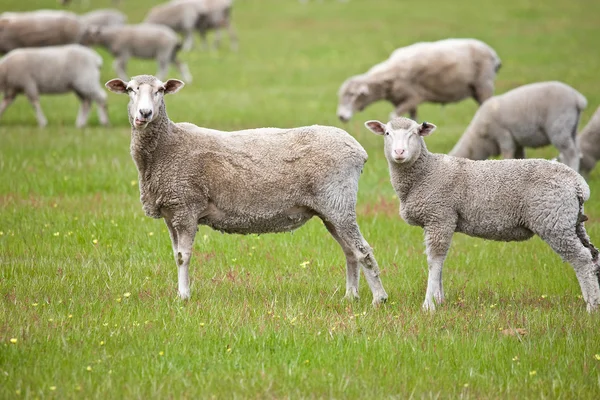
[449,81,587,172]
[0,11,85,54]
[578,106,600,179]
[337,38,501,122]
[81,24,192,82]
[104,74,388,305]
[0,44,109,127]
[79,9,128,28]
[365,116,600,312]
[144,1,206,51]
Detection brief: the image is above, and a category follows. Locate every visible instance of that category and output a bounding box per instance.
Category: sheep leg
[540,229,600,312]
[390,99,420,121]
[323,219,388,306]
[156,59,169,82]
[76,99,92,128]
[113,55,130,81]
[422,226,454,312]
[198,30,209,51]
[182,30,195,51]
[96,99,110,126]
[166,218,197,300]
[552,130,581,172]
[172,56,193,83]
[0,94,15,120]
[472,82,494,105]
[212,29,223,50]
[225,21,239,52]
[514,146,525,159]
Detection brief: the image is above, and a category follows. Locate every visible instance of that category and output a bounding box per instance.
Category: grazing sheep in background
[81,24,192,82]
[144,1,206,51]
[578,106,600,179]
[105,74,389,305]
[79,9,127,28]
[181,0,238,51]
[0,44,109,128]
[337,38,501,122]
[449,81,587,172]
[0,11,85,54]
[365,117,600,312]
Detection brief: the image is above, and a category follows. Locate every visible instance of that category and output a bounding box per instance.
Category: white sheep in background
[105,74,389,305]
[78,9,127,28]
[0,11,85,54]
[449,81,587,172]
[578,106,600,179]
[365,117,600,312]
[81,24,192,82]
[0,44,109,128]
[337,38,501,122]
[144,1,206,51]
[183,0,238,51]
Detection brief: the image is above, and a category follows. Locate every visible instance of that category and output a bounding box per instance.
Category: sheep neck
[388,140,432,202]
[129,104,170,177]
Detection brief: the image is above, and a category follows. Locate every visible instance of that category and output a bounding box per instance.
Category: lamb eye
[385,131,390,136]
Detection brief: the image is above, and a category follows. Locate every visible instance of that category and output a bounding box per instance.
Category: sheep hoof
[422,301,436,313]
[371,295,388,307]
[178,291,190,300]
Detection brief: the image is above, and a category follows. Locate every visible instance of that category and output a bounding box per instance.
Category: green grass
[2,0,600,398]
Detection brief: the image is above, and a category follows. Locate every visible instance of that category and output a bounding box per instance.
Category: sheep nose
[394,149,405,157]
[139,109,152,119]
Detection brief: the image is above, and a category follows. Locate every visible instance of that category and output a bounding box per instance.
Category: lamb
[0,11,86,54]
[144,1,206,51]
[578,106,600,179]
[80,24,192,82]
[0,44,109,128]
[337,38,501,122]
[449,81,587,172]
[78,9,127,28]
[365,116,600,312]
[104,74,389,305]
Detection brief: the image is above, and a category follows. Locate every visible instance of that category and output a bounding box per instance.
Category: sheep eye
[385,131,390,136]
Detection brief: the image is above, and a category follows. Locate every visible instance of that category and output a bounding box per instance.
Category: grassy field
[2,0,600,398]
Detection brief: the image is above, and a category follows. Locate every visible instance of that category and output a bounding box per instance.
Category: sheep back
[0,44,103,95]
[144,123,367,234]
[397,154,587,242]
[0,14,85,54]
[370,38,500,103]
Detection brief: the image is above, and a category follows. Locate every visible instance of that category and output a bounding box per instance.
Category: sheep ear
[163,79,185,94]
[105,79,128,94]
[364,120,386,135]
[418,122,436,136]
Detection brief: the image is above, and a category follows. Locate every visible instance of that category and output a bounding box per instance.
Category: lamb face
[105,75,184,129]
[365,118,436,164]
[337,76,370,123]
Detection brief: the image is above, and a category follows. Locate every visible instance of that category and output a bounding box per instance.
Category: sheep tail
[576,194,599,263]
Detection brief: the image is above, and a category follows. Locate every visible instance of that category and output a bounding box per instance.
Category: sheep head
[365,118,436,164]
[105,75,184,130]
[337,75,371,123]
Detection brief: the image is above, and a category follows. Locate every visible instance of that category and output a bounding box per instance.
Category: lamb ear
[364,120,386,135]
[105,79,128,94]
[418,122,436,136]
[163,79,185,94]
